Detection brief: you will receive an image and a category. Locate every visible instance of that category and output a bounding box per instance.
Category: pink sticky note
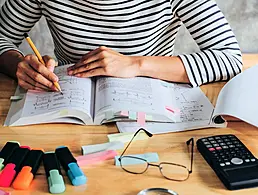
[120,111,129,117]
[76,150,118,167]
[137,112,146,126]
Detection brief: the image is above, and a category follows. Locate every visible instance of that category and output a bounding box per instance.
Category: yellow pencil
[23,33,62,94]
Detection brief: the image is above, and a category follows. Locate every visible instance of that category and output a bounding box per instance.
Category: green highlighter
[0,141,20,170]
[43,152,65,194]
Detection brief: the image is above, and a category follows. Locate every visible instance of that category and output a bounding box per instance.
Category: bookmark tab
[76,150,118,167]
[165,106,180,114]
[120,111,129,117]
[43,152,65,194]
[115,153,159,166]
[105,110,114,120]
[0,146,30,187]
[81,141,124,155]
[55,146,87,186]
[12,149,44,190]
[129,111,137,120]
[0,141,20,170]
[146,114,153,121]
[108,132,149,143]
[137,112,146,126]
[10,96,23,101]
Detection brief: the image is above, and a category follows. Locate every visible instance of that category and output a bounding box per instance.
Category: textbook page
[117,84,226,134]
[10,65,94,126]
[213,65,258,127]
[94,77,178,124]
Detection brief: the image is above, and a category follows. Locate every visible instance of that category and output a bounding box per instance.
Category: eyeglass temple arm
[119,128,153,159]
[186,138,194,174]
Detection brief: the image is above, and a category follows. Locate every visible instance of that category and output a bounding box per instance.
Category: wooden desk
[0,54,257,195]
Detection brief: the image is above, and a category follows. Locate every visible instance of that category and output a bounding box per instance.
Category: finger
[74,68,106,78]
[24,74,50,91]
[68,46,108,71]
[69,59,105,75]
[21,62,57,90]
[25,55,58,82]
[43,55,57,72]
[18,79,44,91]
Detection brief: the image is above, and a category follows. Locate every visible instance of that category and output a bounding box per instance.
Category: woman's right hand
[16,54,59,91]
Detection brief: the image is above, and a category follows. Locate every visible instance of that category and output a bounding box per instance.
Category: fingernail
[75,74,81,77]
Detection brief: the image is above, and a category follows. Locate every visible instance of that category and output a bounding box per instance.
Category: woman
[0,0,242,91]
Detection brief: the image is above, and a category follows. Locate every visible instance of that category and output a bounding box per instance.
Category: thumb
[43,55,57,72]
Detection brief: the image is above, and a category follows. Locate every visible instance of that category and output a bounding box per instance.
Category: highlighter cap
[67,163,87,186]
[48,170,65,194]
[12,166,33,190]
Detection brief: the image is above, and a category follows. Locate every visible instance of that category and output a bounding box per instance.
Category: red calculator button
[209,148,215,151]
[216,147,222,150]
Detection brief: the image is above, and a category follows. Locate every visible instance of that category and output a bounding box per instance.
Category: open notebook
[5,64,181,126]
[117,64,258,134]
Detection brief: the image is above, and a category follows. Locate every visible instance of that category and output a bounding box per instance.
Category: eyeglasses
[118,128,194,181]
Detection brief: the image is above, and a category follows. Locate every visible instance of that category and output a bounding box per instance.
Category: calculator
[197,134,258,190]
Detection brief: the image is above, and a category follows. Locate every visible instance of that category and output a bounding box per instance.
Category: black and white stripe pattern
[0,0,242,86]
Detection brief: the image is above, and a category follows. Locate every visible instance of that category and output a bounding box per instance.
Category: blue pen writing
[55,146,87,186]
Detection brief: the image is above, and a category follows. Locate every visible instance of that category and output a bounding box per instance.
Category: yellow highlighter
[23,33,62,94]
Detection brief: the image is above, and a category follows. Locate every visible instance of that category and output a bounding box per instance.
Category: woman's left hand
[67,46,141,78]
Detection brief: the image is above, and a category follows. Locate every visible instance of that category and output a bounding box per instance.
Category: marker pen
[0,146,30,187]
[0,141,20,170]
[43,152,65,194]
[55,146,87,186]
[12,148,44,190]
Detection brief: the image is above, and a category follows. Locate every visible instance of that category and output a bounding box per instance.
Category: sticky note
[59,109,68,116]
[76,150,118,167]
[120,111,129,117]
[146,114,153,120]
[137,112,146,126]
[115,152,159,166]
[129,111,137,120]
[107,132,149,143]
[81,141,124,155]
[10,96,23,101]
[105,110,114,120]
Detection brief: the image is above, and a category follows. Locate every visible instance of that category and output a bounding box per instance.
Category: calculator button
[216,147,222,150]
[222,146,229,149]
[203,142,210,145]
[229,145,235,148]
[202,139,208,142]
[209,148,215,152]
[210,140,216,144]
[245,159,250,162]
[220,163,225,166]
[208,138,214,140]
[225,162,230,165]
[206,145,213,148]
[231,158,243,165]
[251,159,256,162]
[213,144,219,147]
[220,143,226,146]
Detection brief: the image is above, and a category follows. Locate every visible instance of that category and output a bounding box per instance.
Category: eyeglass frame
[118,128,194,181]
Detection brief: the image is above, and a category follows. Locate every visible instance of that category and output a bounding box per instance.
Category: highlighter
[55,146,87,186]
[43,152,65,194]
[0,141,20,170]
[12,148,44,190]
[0,146,30,187]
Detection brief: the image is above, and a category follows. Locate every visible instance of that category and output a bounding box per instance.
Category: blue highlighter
[55,146,87,186]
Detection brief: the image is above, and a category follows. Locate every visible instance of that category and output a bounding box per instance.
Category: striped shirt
[0,0,242,87]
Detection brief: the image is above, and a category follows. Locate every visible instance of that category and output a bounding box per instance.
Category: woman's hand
[16,54,59,91]
[67,46,141,78]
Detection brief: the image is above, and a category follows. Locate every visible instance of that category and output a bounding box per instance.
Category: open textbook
[5,64,180,126]
[117,64,258,134]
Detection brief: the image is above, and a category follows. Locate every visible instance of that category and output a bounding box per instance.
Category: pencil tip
[24,33,29,38]
[61,92,63,95]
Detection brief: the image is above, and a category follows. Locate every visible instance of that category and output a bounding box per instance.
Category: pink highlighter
[76,150,117,166]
